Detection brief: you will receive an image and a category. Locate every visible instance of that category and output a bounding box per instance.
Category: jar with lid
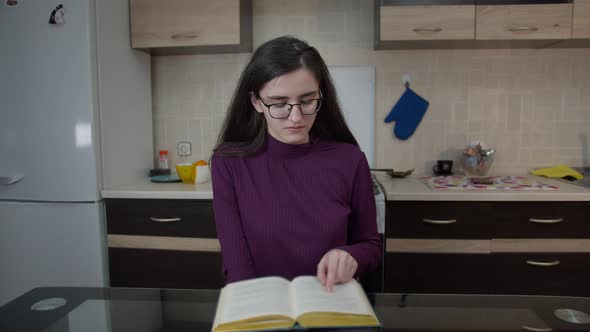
[158,150,170,169]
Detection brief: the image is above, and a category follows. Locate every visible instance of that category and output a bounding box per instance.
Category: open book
[211,276,379,332]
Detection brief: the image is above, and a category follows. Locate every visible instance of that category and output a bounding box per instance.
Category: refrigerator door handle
[0,173,25,185]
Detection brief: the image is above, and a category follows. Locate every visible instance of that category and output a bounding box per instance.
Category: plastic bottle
[158,150,169,169]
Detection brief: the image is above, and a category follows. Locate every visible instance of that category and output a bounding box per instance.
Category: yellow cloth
[531,164,583,179]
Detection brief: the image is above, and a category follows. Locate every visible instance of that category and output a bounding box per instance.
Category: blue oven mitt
[384,87,429,140]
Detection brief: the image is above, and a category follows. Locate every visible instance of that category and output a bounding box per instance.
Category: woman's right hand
[316,249,358,292]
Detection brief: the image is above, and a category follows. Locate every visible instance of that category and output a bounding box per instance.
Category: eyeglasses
[256,91,323,119]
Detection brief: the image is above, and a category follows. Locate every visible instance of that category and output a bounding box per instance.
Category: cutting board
[329,65,375,167]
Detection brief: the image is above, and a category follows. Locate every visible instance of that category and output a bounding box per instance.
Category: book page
[216,277,294,324]
[291,276,373,317]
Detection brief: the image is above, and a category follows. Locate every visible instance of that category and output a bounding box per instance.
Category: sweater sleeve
[211,155,257,283]
[337,154,383,275]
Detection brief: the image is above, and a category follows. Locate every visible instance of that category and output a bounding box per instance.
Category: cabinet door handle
[149,217,182,223]
[171,32,198,40]
[423,218,457,225]
[526,260,560,267]
[522,326,552,332]
[412,27,443,33]
[508,26,539,33]
[0,173,24,185]
[529,218,563,224]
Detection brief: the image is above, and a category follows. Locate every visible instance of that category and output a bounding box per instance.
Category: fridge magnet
[49,4,65,25]
[5,0,19,7]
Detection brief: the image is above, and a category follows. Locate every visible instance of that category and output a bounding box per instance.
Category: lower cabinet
[384,253,492,294]
[385,252,590,296]
[384,200,590,296]
[109,248,224,289]
[491,253,590,297]
[106,198,225,290]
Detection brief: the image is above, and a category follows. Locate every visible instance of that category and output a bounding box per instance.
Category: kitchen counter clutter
[373,173,590,201]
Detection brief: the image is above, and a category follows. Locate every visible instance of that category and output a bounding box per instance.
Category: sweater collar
[265,133,318,158]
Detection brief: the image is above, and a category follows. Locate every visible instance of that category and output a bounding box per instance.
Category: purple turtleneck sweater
[211,135,382,283]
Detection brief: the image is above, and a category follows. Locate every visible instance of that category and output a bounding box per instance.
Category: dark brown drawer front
[109,248,224,289]
[106,199,216,238]
[386,201,492,239]
[384,253,492,294]
[490,202,590,238]
[491,253,590,297]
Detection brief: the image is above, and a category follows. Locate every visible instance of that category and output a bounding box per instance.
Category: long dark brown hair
[213,36,358,157]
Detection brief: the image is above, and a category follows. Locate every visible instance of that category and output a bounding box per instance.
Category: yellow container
[176,163,196,184]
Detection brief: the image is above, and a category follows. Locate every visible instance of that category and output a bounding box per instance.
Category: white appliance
[0,0,152,306]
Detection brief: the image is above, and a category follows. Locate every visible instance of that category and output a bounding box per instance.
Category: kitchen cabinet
[573,0,590,38]
[129,0,252,55]
[475,2,573,40]
[385,253,492,294]
[105,199,225,289]
[379,3,475,41]
[491,253,590,297]
[384,201,590,296]
[375,0,590,49]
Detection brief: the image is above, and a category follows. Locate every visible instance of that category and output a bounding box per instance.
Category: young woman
[211,36,381,291]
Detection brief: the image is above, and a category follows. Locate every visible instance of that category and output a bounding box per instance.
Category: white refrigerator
[0,0,152,306]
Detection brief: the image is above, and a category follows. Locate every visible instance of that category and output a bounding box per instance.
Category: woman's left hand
[316,249,358,292]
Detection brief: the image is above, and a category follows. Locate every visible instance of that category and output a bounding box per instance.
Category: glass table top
[1,287,590,331]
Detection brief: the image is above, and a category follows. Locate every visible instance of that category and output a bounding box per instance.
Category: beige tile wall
[153,0,590,175]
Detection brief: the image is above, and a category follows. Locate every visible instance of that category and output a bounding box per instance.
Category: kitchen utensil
[371,168,414,178]
[384,86,429,140]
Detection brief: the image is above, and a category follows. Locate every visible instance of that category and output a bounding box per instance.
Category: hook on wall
[402,74,411,88]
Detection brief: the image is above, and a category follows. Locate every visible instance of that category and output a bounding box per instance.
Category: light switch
[177,142,192,157]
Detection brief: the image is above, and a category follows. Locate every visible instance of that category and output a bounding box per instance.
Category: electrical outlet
[177,142,192,157]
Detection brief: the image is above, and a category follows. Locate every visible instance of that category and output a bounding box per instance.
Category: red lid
[159,150,168,155]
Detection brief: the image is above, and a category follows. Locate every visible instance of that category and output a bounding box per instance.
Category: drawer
[573,0,590,38]
[476,3,573,40]
[380,5,475,41]
[491,253,590,297]
[490,202,590,238]
[384,253,492,294]
[109,248,224,289]
[386,201,493,239]
[106,199,216,238]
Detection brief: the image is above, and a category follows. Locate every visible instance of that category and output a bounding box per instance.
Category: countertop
[102,180,213,199]
[102,173,590,201]
[3,287,590,332]
[373,173,590,201]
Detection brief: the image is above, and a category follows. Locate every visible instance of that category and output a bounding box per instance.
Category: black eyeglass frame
[256,91,323,119]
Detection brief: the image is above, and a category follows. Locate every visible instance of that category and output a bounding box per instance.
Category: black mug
[433,160,453,175]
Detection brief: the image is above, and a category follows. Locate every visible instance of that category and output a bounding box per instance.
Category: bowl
[176,163,196,184]
[460,154,494,176]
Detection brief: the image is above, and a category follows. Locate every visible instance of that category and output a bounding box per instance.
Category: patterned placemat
[419,175,559,190]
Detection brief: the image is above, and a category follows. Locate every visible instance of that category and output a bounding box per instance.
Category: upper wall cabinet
[573,0,590,38]
[130,0,252,55]
[476,1,572,40]
[375,0,590,49]
[380,3,475,41]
